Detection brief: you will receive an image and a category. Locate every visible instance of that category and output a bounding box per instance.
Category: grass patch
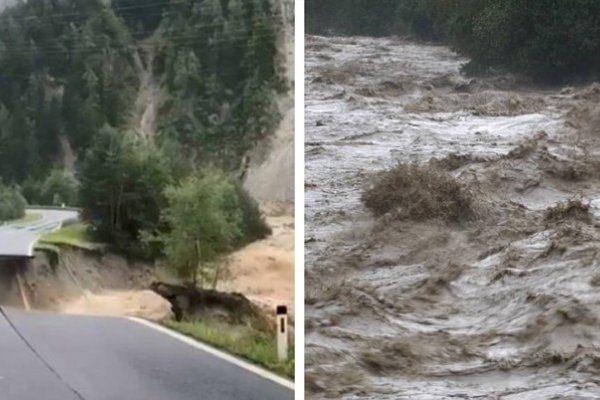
[165,319,294,379]
[3,212,42,226]
[361,163,474,222]
[38,223,101,251]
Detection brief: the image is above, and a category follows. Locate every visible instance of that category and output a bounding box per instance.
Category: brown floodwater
[305,34,600,399]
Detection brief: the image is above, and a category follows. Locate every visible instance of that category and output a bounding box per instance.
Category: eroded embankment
[305,35,600,399]
[0,215,294,327]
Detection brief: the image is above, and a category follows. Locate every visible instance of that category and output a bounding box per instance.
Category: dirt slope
[21,249,174,322]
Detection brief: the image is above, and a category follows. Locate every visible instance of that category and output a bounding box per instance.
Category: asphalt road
[0,208,79,257]
[0,308,294,399]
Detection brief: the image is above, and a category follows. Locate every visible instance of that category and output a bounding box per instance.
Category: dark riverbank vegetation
[306,0,600,83]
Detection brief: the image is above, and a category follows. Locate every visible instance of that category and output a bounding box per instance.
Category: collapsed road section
[0,209,293,399]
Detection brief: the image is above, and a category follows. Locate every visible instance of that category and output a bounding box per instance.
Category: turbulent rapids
[305,35,600,399]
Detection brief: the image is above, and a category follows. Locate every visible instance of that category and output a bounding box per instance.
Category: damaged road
[1,208,293,399]
[0,307,293,400]
[0,208,79,258]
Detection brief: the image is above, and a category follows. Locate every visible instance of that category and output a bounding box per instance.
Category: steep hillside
[0,0,279,183]
[0,0,287,265]
[244,0,294,213]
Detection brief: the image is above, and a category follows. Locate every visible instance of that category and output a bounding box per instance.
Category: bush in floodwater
[544,199,591,223]
[361,163,473,222]
[0,181,27,222]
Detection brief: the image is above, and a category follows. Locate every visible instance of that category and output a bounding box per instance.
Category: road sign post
[276,305,288,361]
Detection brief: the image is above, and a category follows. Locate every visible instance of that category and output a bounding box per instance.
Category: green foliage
[148,171,271,284]
[39,223,101,251]
[306,0,600,82]
[20,176,43,205]
[0,0,138,180]
[158,0,279,169]
[151,172,243,286]
[41,169,79,206]
[0,181,26,222]
[0,0,280,265]
[79,125,171,257]
[0,0,280,184]
[166,319,294,379]
[233,181,272,246]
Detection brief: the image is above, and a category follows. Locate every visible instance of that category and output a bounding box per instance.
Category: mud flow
[305,35,600,399]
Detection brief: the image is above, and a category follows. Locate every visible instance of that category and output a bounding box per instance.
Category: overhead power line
[0,0,189,22]
[0,0,272,24]
[0,30,274,59]
[0,18,273,54]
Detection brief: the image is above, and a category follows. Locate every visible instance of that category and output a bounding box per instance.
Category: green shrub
[233,181,272,246]
[20,177,44,205]
[41,169,79,206]
[79,125,171,258]
[151,171,243,286]
[0,182,27,222]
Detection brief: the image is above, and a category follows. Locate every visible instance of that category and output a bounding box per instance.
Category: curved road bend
[0,208,79,258]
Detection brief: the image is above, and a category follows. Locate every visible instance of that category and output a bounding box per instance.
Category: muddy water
[305,35,600,399]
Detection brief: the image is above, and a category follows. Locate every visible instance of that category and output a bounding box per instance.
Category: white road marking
[127,317,295,391]
[15,271,30,311]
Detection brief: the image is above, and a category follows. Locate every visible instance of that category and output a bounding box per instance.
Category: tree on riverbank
[306,0,600,83]
[145,170,271,287]
[151,172,243,287]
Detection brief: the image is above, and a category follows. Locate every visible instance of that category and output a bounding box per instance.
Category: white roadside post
[276,305,288,361]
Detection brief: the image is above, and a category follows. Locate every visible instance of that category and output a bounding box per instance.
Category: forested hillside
[0,0,277,182]
[0,0,282,264]
[306,0,600,83]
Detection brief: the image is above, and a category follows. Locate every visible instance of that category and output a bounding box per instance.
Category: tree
[306,0,600,83]
[40,169,79,206]
[151,172,243,287]
[79,125,170,256]
[0,180,26,222]
[233,180,272,246]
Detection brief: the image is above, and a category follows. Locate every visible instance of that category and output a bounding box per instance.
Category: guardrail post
[276,305,288,361]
